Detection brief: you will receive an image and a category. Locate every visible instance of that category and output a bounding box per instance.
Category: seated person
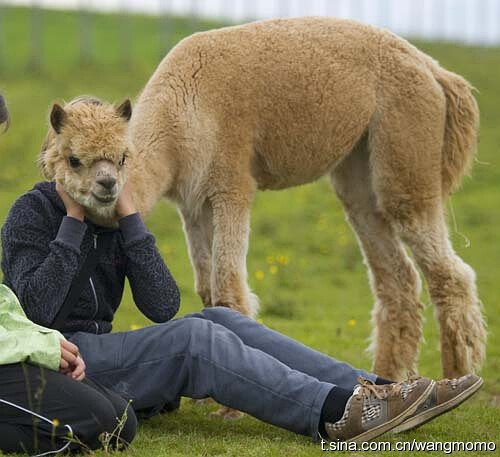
[0,94,137,455]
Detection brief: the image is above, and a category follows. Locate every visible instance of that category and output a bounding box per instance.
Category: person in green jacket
[0,95,137,455]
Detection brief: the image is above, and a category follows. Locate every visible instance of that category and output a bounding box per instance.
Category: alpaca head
[39,96,133,226]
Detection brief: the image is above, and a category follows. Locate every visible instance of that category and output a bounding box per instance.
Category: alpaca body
[42,17,486,380]
[129,18,381,208]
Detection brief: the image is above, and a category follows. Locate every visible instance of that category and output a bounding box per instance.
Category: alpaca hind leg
[179,200,214,307]
[367,82,486,377]
[400,212,486,378]
[331,138,424,380]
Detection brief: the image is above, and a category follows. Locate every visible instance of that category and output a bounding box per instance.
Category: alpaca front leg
[210,193,257,317]
[179,202,214,307]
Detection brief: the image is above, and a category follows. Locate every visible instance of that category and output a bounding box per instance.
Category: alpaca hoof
[441,305,487,378]
[209,406,245,420]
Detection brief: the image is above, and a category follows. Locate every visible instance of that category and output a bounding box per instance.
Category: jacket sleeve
[0,285,63,371]
[1,194,87,327]
[0,329,62,371]
[119,213,180,322]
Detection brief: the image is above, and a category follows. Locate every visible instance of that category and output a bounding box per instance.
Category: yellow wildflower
[255,270,265,281]
[269,265,278,275]
[348,319,356,327]
[52,418,60,427]
[277,255,289,265]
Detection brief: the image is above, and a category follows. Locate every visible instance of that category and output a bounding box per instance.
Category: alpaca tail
[427,61,480,195]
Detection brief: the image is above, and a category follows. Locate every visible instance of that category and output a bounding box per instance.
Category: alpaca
[39,17,486,380]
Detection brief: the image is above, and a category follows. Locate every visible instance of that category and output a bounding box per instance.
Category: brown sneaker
[392,374,483,433]
[324,377,435,443]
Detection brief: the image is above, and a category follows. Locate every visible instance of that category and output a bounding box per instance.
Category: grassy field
[0,6,499,456]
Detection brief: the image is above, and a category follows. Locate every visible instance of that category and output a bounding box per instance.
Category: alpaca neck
[126,86,184,217]
[126,136,177,218]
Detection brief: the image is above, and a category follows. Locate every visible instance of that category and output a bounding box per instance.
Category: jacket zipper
[89,233,99,334]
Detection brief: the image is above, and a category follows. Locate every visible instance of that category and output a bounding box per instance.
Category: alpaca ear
[116,99,132,121]
[50,103,67,134]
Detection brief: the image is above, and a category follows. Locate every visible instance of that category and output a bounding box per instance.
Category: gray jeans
[69,307,375,438]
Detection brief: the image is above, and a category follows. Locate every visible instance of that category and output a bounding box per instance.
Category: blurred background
[0,2,498,454]
[1,0,500,72]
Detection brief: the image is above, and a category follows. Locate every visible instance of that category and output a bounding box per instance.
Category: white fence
[3,0,500,45]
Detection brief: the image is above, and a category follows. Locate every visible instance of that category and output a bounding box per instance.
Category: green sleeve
[0,328,62,370]
[0,284,63,371]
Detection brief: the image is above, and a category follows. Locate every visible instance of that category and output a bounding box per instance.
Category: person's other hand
[59,339,86,381]
[68,356,86,381]
[115,181,137,219]
[56,182,85,221]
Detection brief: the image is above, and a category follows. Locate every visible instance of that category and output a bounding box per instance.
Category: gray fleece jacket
[1,181,180,334]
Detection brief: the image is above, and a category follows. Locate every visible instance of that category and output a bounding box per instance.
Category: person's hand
[59,339,86,381]
[56,182,85,221]
[67,356,86,381]
[115,181,137,219]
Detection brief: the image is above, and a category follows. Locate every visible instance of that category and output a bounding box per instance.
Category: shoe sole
[347,380,436,443]
[391,377,483,434]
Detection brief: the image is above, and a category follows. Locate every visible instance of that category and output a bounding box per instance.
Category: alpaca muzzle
[92,160,119,204]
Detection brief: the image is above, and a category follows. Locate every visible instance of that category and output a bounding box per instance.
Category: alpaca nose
[97,177,116,191]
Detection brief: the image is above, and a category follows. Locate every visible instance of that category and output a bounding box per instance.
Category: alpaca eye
[119,153,127,166]
[69,156,81,168]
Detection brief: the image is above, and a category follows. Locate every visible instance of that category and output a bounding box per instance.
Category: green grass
[0,6,499,456]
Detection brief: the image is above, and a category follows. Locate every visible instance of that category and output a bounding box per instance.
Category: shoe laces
[437,377,460,389]
[356,377,402,400]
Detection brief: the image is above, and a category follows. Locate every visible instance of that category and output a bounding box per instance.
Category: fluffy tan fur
[40,17,486,379]
[40,97,132,226]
